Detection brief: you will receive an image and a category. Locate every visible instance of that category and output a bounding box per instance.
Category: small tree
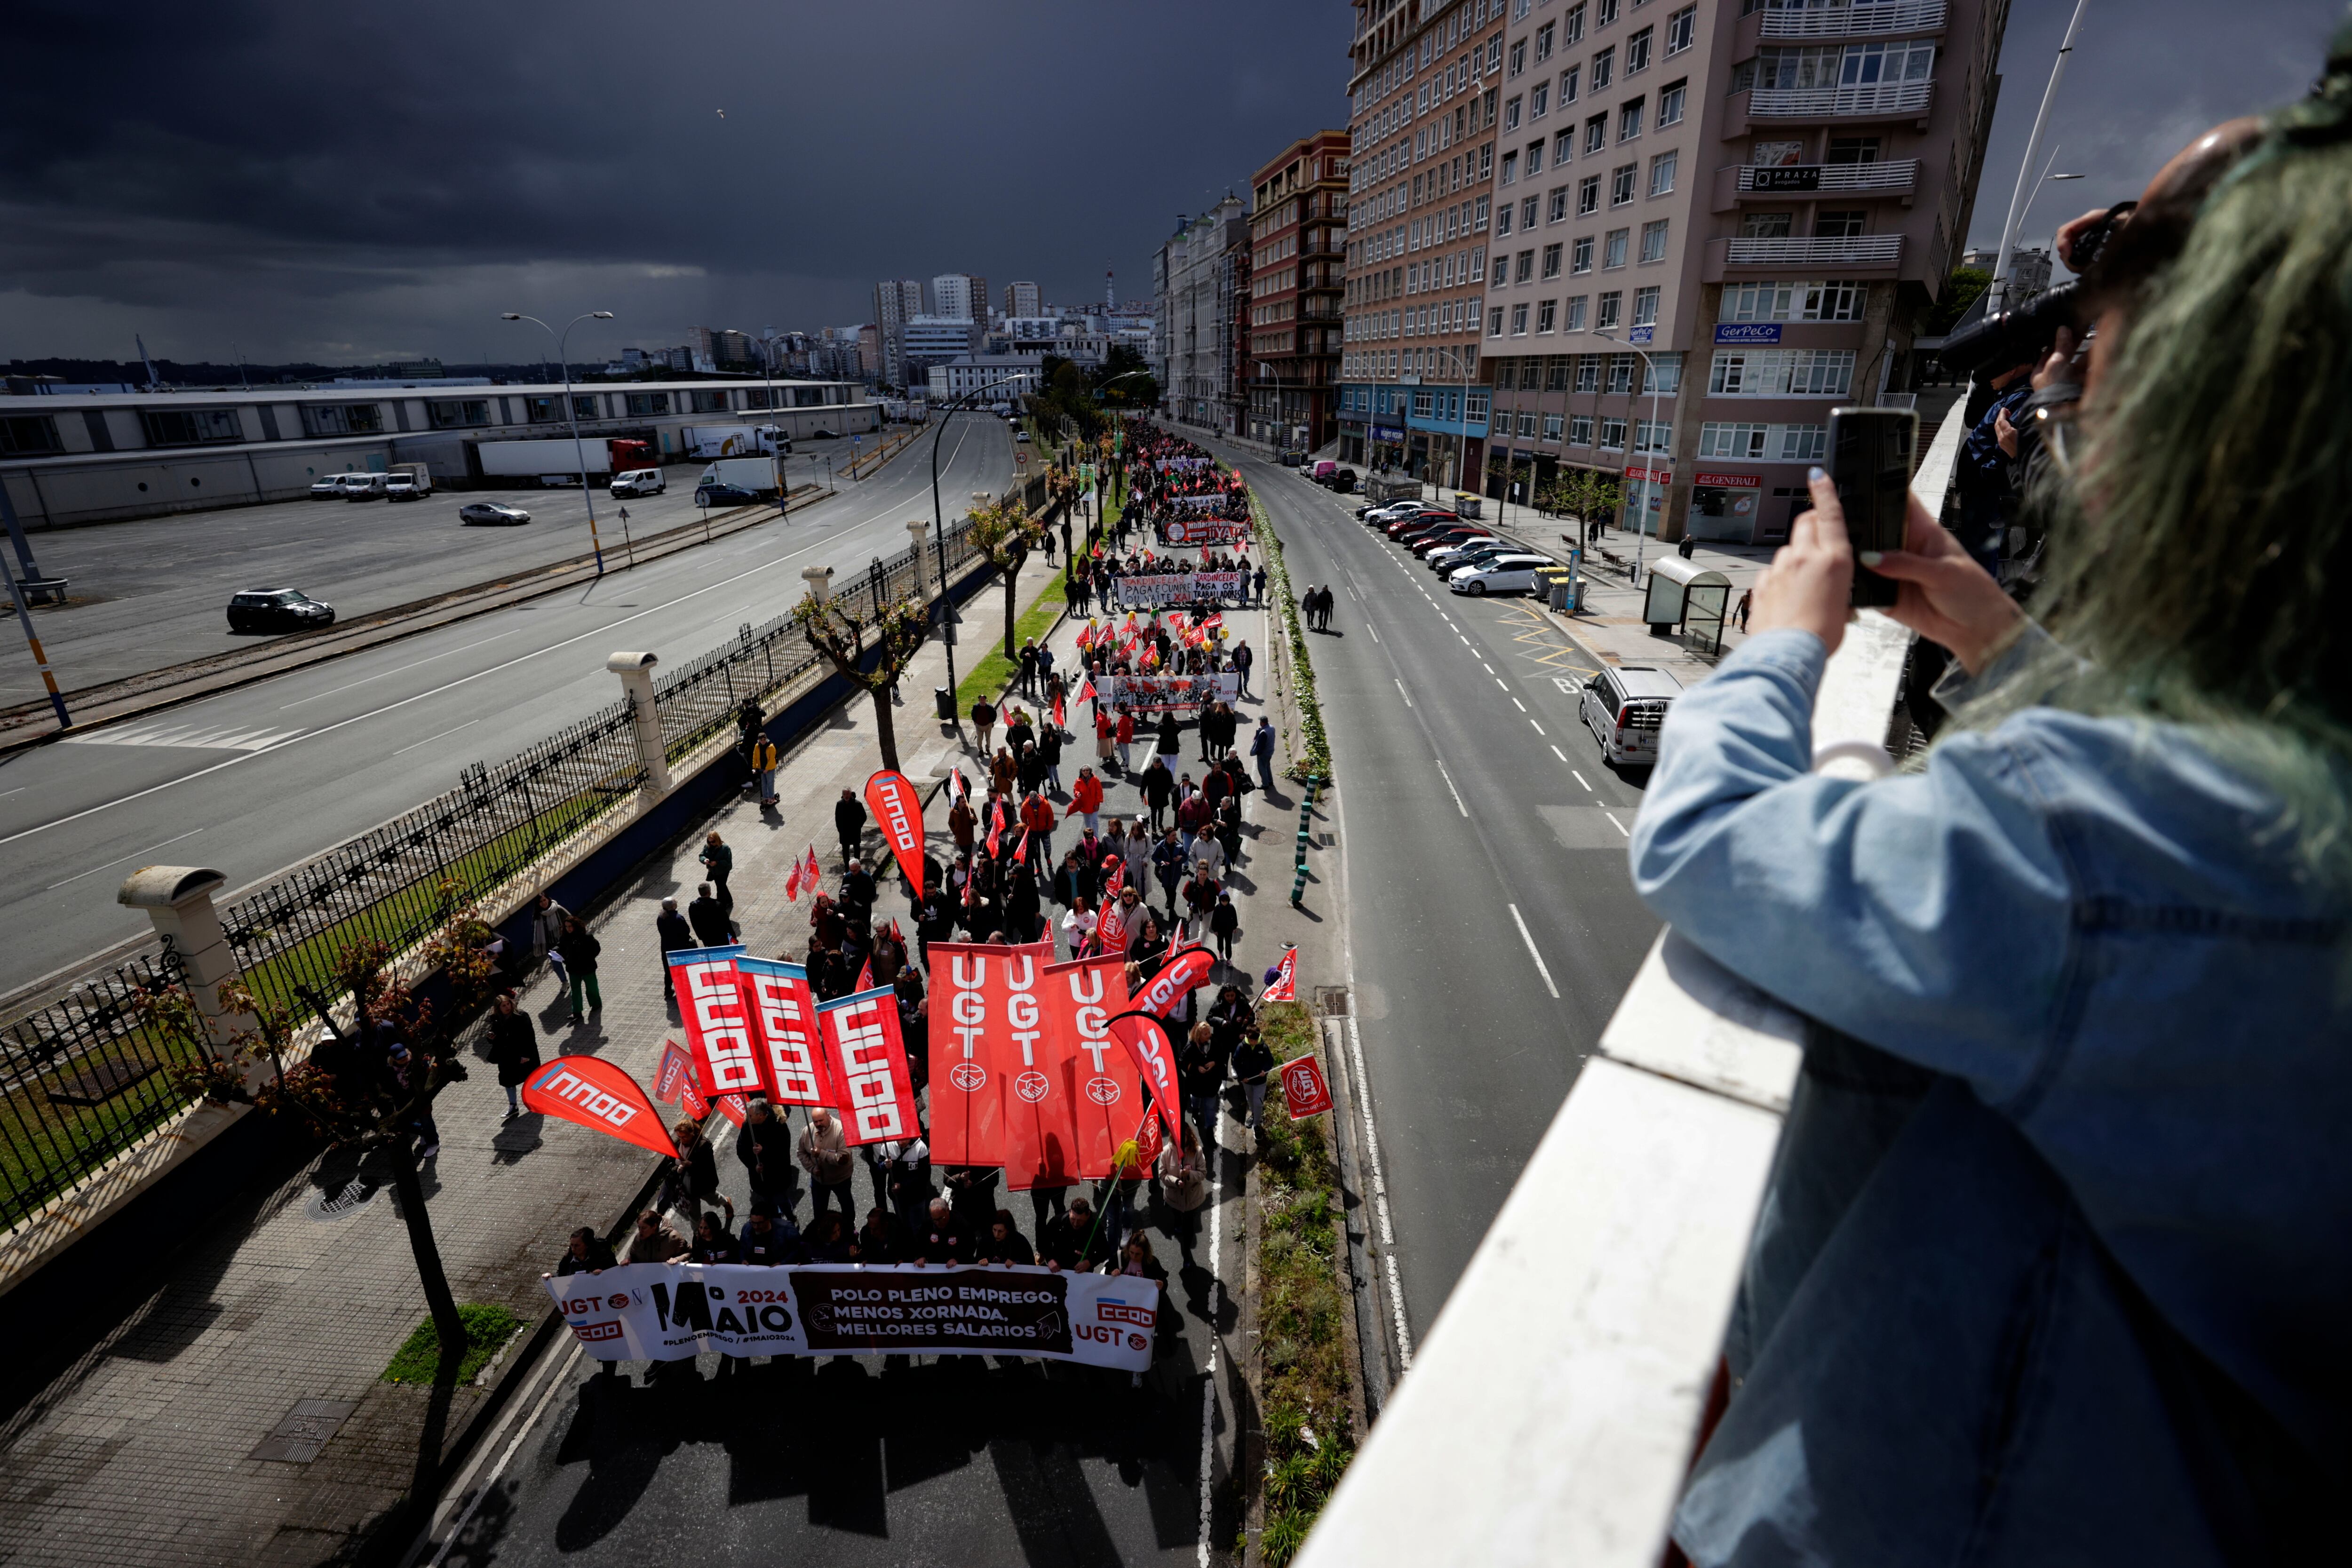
[794,584,931,773]
[1555,470,1623,555]
[968,496,1049,662]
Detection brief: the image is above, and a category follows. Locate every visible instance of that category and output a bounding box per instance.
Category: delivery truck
[682,424,789,459]
[473,436,657,486]
[695,456,782,501]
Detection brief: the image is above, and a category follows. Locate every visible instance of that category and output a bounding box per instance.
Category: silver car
[458,501,531,526]
[1580,665,1683,766]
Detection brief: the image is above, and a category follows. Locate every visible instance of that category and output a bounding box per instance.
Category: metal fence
[0,947,196,1234]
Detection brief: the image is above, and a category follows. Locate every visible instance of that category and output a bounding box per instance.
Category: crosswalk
[65,718,305,753]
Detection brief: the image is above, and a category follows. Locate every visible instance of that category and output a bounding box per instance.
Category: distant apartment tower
[873,279,924,389]
[1248,130,1353,453]
[1478,0,2006,543]
[1338,0,1504,489]
[1153,197,1252,434]
[1003,280,1042,318]
[930,273,990,323]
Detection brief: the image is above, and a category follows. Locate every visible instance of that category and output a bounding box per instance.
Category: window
[1591,47,1614,91]
[1597,0,1619,24]
[1828,135,1883,165]
[1502,151,1518,185]
[1565,294,1590,330]
[1509,39,1526,75]
[1626,26,1653,74]
[1493,254,1510,284]
[1548,185,1570,223]
[1412,389,1436,418]
[1489,307,1507,336]
[1543,411,1566,442]
[1542,242,1565,279]
[140,407,245,445]
[1649,351,1683,393]
[1515,248,1536,282]
[1700,421,1826,461]
[1633,285,1661,326]
[1657,79,1687,126]
[1666,5,1696,53]
[1608,354,1637,393]
[1532,82,1549,118]
[1535,22,1555,61]
[1578,174,1602,214]
[1648,149,1678,196]
[573,395,598,420]
[1506,95,1523,130]
[1611,164,1637,205]
[1565,2,1587,44]
[1815,210,1867,239]
[1708,348,1857,397]
[0,415,62,455]
[1597,290,1624,327]
[1585,113,1608,154]
[627,391,671,415]
[1559,64,1580,104]
[1554,129,1574,166]
[1515,409,1539,438]
[1619,99,1644,141]
[1639,218,1669,262]
[1523,195,1540,228]
[1510,303,1531,335]
[1526,140,1545,174]
[1740,211,1794,239]
[1576,355,1603,392]
[1717,279,1868,322]
[1604,228,1630,267]
[1635,420,1672,454]
[1572,235,1595,273]
[691,389,730,413]
[1600,416,1628,450]
[1548,356,1573,390]
[1468,390,1492,419]
[299,402,384,436]
[1570,414,1595,446]
[1537,299,1558,332]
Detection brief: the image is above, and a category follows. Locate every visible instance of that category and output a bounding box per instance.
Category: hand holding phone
[1826,406,1918,608]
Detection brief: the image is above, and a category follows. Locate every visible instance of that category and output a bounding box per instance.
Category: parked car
[227,589,335,634]
[1327,468,1358,493]
[310,474,354,498]
[1359,499,1436,523]
[1434,542,1523,575]
[695,482,758,508]
[458,502,531,526]
[1410,526,1488,558]
[338,473,387,499]
[1427,535,1506,570]
[610,468,666,497]
[1388,514,1462,541]
[1447,553,1554,595]
[383,470,431,501]
[1014,430,1031,443]
[1580,665,1684,766]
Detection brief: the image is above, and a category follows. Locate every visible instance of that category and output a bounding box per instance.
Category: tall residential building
[1338,0,1506,489]
[1247,131,1353,453]
[873,279,924,389]
[1153,196,1252,434]
[1003,280,1042,318]
[1478,0,2006,543]
[930,273,990,323]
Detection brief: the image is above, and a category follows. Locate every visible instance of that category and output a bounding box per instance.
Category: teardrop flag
[521,1056,676,1159]
[864,769,928,893]
[1104,1008,1184,1151]
[1133,944,1216,1019]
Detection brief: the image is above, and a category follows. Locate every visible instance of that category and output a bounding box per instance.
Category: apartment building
[1479,0,2005,542]
[1153,196,1252,435]
[1338,0,1511,489]
[1246,131,1352,453]
[873,279,925,390]
[1002,280,1042,318]
[930,273,991,324]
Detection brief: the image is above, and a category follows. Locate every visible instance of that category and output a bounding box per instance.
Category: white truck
[682,424,789,458]
[694,456,782,501]
[475,438,612,485]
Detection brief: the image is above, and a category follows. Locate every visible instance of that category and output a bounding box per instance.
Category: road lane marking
[1433,757,1468,816]
[1511,698,1526,711]
[1603,811,1629,836]
[48,828,205,889]
[1552,745,1570,763]
[1495,678,1508,690]
[391,719,481,757]
[1343,1014,1413,1371]
[64,720,304,753]
[1367,622,1379,642]
[1572,768,1593,791]
[1394,679,1412,707]
[278,628,526,708]
[1509,902,1561,998]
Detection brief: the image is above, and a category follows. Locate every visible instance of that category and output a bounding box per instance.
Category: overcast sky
[0,0,2338,366]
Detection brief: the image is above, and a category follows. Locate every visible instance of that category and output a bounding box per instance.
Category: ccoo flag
[864,769,928,893]
[522,1056,676,1158]
[735,955,830,1107]
[815,985,919,1145]
[670,946,759,1099]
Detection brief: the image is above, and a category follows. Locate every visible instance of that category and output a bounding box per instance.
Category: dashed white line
[47,827,205,889]
[1509,902,1562,998]
[391,718,481,757]
[1552,744,1570,763]
[1433,757,1469,816]
[1394,679,1413,707]
[1603,811,1630,836]
[1495,678,1508,691]
[1367,622,1380,642]
[1572,768,1593,791]
[1511,698,1526,711]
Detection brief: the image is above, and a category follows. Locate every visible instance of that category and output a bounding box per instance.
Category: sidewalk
[0,549,1296,1567]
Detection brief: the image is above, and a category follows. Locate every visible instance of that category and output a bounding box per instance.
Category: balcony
[1737,158,1918,195]
[1716,234,1904,273]
[1758,0,1946,38]
[1749,79,1932,119]
[1293,398,1970,1568]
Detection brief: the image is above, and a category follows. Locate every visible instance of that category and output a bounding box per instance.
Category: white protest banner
[1098,672,1241,712]
[545,1262,1157,1369]
[1117,572,1248,607]
[1161,517,1252,546]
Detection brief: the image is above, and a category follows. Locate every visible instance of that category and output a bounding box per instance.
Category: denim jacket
[1630,627,2346,1564]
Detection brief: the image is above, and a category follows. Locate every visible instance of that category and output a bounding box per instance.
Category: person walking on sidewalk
[970,696,997,756]
[700,832,735,911]
[750,733,780,807]
[657,898,693,1000]
[1231,1022,1275,1132]
[797,1106,858,1221]
[834,788,867,869]
[486,994,539,1118]
[1232,638,1254,698]
[737,1098,798,1217]
[557,916,602,1025]
[1115,706,1137,774]
[689,883,731,948]
[1068,767,1104,833]
[1251,716,1278,796]
[531,893,571,989]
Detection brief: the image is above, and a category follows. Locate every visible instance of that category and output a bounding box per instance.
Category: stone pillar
[118,867,252,1049]
[605,651,673,797]
[801,565,834,603]
[905,519,932,604]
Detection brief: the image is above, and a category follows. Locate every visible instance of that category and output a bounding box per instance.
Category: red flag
[864,769,928,893]
[1052,693,1067,728]
[986,820,1002,860]
[1097,891,1131,957]
[1279,1053,1334,1119]
[1105,1008,1184,1150]
[785,859,804,902]
[856,955,874,992]
[1000,949,1079,1193]
[816,984,919,1145]
[1045,954,1140,1179]
[736,955,830,1106]
[669,947,761,1098]
[803,844,821,888]
[1259,945,1298,1005]
[522,1056,676,1158]
[652,1040,694,1105]
[709,1092,748,1127]
[1077,677,1097,704]
[1134,944,1216,1019]
[948,770,969,807]
[926,940,1051,1167]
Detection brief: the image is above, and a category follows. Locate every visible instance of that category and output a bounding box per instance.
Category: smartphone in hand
[1827,406,1918,608]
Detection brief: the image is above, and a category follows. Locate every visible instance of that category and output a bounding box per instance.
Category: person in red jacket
[1066,767,1105,833]
[1019,789,1057,867]
[1114,707,1137,774]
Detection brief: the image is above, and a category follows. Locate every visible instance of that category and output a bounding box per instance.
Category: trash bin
[934,686,955,722]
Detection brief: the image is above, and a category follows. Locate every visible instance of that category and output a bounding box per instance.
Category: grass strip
[1245,489,1334,783]
[953,567,1067,714]
[381,1302,527,1386]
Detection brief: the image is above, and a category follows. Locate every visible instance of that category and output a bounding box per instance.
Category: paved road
[1232,446,1663,1343]
[0,437,882,704]
[0,416,1014,993]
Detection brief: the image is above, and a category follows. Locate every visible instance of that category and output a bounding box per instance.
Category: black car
[227,589,335,635]
[1323,467,1358,493]
[696,483,758,508]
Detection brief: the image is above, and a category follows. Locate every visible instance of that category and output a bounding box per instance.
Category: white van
[339,473,388,499]
[610,468,666,497]
[383,469,432,501]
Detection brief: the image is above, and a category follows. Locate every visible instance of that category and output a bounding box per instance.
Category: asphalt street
[0,435,881,703]
[0,415,1015,993]
[1226,445,1664,1345]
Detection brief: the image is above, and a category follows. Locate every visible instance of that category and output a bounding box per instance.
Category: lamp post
[1987,0,2090,314]
[501,310,614,574]
[1595,329,1664,590]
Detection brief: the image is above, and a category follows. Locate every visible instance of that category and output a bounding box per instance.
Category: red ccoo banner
[1044,954,1140,1179]
[670,947,760,1099]
[864,770,928,893]
[815,985,918,1145]
[522,1056,677,1158]
[736,955,831,1106]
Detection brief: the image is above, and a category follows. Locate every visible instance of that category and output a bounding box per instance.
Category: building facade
[1247,131,1353,453]
[1478,0,2006,543]
[930,274,990,324]
[898,315,983,385]
[926,356,1043,404]
[1002,281,1042,317]
[873,279,925,389]
[1153,195,1252,435]
[1339,0,1506,489]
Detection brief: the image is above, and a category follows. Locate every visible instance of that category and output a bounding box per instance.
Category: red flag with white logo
[1259,944,1298,1005]
[1279,1053,1333,1119]
[652,1040,694,1105]
[863,769,927,893]
[1105,1008,1184,1151]
[521,1056,676,1158]
[735,955,830,1107]
[926,940,1051,1167]
[1133,944,1216,1020]
[815,985,919,1146]
[669,947,761,1099]
[1045,954,1140,1179]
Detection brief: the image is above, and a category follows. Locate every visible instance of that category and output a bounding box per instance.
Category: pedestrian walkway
[0,551,1295,1568]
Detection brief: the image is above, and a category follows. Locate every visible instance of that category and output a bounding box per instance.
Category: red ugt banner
[1044,954,1141,1180]
[927,941,1052,1167]
[1105,1009,1185,1151]
[735,955,831,1107]
[815,985,918,1145]
[522,1056,676,1158]
[864,769,928,893]
[669,947,760,1098]
[1134,944,1216,1019]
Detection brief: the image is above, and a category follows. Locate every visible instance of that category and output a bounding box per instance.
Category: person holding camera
[1634,75,2342,1567]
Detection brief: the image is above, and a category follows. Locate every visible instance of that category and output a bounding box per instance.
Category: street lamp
[501,310,615,574]
[1595,329,1664,590]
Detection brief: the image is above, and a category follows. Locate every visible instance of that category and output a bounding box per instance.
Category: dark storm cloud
[0,0,2342,362]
